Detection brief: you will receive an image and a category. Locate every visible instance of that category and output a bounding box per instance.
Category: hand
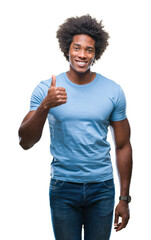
[45,75,67,109]
[114,201,130,232]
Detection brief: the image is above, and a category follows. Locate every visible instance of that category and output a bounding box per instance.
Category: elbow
[116,141,132,151]
[18,130,30,150]
[18,128,41,150]
[19,143,30,150]
[19,134,40,150]
[19,136,34,150]
[18,128,34,150]
[19,139,32,150]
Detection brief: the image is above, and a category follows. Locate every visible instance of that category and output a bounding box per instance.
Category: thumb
[114,213,119,227]
[51,75,56,87]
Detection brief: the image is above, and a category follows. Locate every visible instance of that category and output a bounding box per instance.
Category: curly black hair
[56,15,109,62]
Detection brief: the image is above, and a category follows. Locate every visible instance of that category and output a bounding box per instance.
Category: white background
[0,0,151,239]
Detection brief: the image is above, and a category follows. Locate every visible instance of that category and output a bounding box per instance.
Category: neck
[67,67,96,85]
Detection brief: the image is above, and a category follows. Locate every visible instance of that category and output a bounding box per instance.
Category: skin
[18,34,132,232]
[18,75,67,150]
[66,34,96,85]
[110,119,132,231]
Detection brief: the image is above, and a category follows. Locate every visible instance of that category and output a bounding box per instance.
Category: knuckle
[125,213,129,219]
[56,95,60,99]
[57,99,63,103]
[55,90,59,94]
[48,89,52,94]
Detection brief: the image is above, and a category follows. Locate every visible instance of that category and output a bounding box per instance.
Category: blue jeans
[49,179,115,240]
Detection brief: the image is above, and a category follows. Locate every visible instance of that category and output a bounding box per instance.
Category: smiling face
[68,34,95,74]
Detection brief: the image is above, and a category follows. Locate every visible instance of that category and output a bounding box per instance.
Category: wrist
[119,195,131,203]
[40,97,51,112]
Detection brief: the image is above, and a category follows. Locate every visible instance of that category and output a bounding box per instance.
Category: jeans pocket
[50,178,64,191]
[103,179,114,189]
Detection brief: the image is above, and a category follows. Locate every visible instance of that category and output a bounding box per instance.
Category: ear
[92,58,96,66]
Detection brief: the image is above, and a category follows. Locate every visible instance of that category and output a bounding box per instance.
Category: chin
[74,66,90,74]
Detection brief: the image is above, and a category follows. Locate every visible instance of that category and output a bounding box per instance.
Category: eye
[87,49,93,53]
[73,46,80,51]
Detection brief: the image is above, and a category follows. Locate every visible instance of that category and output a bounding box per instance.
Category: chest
[49,87,114,122]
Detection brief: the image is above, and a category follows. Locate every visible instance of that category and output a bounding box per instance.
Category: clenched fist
[44,75,67,109]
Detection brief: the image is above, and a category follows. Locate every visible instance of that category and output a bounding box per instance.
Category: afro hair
[56,15,109,62]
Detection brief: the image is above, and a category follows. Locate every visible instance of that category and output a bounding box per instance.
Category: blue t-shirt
[30,72,127,183]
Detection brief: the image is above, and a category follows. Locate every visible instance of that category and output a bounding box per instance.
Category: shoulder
[96,73,123,99]
[96,73,121,90]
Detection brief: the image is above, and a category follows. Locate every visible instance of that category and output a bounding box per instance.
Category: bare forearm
[116,142,133,196]
[19,76,67,150]
[18,103,49,150]
[110,119,132,231]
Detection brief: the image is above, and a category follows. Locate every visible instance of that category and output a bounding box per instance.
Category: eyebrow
[73,43,94,49]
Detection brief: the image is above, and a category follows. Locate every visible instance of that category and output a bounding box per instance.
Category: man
[19,15,132,240]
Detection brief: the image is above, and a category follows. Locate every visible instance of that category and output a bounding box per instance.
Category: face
[68,34,95,74]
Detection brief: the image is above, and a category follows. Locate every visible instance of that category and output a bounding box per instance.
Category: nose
[78,49,86,58]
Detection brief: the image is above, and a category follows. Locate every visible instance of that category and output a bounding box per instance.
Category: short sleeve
[110,86,127,121]
[30,82,48,111]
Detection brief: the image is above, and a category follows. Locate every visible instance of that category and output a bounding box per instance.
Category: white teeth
[77,61,87,66]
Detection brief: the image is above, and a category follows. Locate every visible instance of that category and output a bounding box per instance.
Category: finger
[116,223,125,232]
[54,99,67,107]
[51,75,56,87]
[116,217,129,232]
[114,214,119,228]
[56,95,67,101]
[56,87,66,91]
[114,223,121,231]
[56,90,67,95]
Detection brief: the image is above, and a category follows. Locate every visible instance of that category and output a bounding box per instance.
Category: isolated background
[1,0,150,239]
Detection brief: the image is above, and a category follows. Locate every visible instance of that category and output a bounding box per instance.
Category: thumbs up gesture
[45,75,67,109]
[51,74,57,87]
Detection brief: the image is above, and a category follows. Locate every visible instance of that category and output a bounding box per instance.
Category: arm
[110,118,133,232]
[18,75,67,150]
[18,108,49,150]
